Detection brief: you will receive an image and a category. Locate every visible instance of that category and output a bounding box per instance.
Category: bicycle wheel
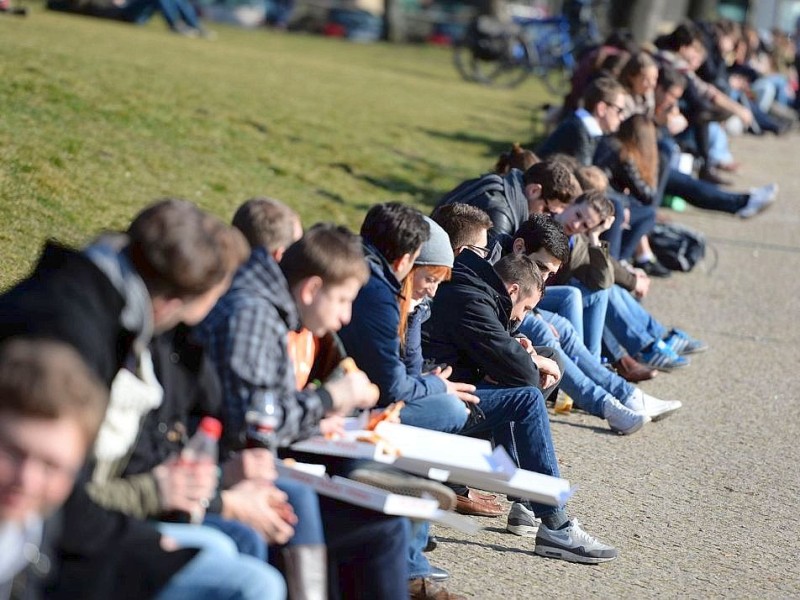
[453,34,532,89]
[530,36,572,96]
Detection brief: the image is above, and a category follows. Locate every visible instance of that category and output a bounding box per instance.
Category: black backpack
[649,222,706,272]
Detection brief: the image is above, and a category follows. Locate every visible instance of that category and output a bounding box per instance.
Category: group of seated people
[1,15,790,600]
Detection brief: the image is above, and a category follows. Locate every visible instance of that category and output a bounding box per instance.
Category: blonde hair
[398,265,451,350]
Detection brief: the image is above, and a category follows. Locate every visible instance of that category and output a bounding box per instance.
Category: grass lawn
[0,7,549,285]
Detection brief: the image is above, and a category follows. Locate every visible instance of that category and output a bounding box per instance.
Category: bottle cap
[198,416,223,440]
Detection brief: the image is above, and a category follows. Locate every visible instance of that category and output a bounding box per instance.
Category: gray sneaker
[737,183,778,218]
[349,468,457,511]
[534,519,618,564]
[506,502,540,537]
[603,396,649,435]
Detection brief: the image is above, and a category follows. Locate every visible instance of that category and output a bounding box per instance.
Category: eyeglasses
[608,102,625,115]
[464,244,489,258]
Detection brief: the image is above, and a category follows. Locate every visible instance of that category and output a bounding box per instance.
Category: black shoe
[424,535,438,553]
[635,259,672,278]
[429,566,449,582]
[698,167,732,186]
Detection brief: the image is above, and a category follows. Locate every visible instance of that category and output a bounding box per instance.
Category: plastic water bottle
[245,390,282,452]
[162,416,221,524]
[183,416,222,464]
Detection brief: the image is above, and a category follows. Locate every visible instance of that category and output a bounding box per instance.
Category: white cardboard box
[289,422,574,507]
[276,461,479,533]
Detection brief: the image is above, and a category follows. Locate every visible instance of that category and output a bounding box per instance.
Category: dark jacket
[0,242,133,386]
[594,137,658,206]
[85,326,224,520]
[0,242,193,600]
[537,112,599,166]
[339,244,447,407]
[435,170,529,239]
[421,250,540,388]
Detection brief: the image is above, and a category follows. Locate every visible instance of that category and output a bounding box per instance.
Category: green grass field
[0,8,548,285]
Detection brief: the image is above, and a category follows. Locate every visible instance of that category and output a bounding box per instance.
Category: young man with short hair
[0,198,255,599]
[538,77,627,165]
[197,217,415,600]
[0,339,108,598]
[434,159,582,239]
[421,249,619,564]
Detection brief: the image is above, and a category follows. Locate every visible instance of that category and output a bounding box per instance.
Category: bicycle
[453,0,603,93]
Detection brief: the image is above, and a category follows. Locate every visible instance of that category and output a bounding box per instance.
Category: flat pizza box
[276,461,479,533]
[290,421,573,507]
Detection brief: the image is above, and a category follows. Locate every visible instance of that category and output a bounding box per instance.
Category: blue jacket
[339,244,447,407]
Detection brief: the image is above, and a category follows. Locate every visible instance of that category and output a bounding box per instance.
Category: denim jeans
[604,285,668,356]
[567,281,608,358]
[518,311,634,417]
[464,384,561,517]
[665,168,749,214]
[535,285,583,340]
[399,392,469,433]
[601,189,627,259]
[276,478,324,546]
[155,523,286,600]
[319,496,409,600]
[619,198,657,262]
[202,513,268,561]
[122,0,200,29]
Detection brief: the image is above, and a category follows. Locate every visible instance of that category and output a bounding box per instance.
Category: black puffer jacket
[435,169,529,238]
[422,250,540,388]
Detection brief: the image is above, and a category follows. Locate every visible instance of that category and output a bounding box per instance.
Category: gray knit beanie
[415,217,454,268]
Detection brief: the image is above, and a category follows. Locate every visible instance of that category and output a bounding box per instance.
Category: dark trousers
[665,169,748,214]
[321,496,409,600]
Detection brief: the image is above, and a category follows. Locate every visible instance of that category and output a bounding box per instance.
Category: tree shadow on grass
[329,162,446,208]
[419,128,513,160]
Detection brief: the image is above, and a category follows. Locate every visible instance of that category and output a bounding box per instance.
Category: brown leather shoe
[614,355,658,383]
[455,489,504,517]
[409,578,466,600]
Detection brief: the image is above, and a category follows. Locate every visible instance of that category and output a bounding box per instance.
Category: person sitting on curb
[422,250,619,564]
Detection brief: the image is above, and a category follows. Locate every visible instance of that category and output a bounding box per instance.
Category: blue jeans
[203,513,268,561]
[122,0,200,29]
[604,285,667,356]
[620,198,657,262]
[465,384,561,517]
[155,523,286,600]
[518,312,634,417]
[276,478,324,546]
[399,392,469,433]
[535,285,583,340]
[568,281,608,358]
[600,189,627,259]
[665,168,748,214]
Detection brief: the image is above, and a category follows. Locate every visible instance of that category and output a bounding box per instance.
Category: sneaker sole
[507,522,539,537]
[648,402,682,422]
[349,471,457,511]
[534,545,618,564]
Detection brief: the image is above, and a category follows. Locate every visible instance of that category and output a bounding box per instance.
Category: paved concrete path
[432,134,800,599]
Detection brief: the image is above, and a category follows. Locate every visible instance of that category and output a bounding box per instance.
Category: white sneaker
[625,388,682,421]
[737,183,778,218]
[602,396,649,435]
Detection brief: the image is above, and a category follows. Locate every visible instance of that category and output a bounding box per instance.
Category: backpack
[648,222,706,272]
